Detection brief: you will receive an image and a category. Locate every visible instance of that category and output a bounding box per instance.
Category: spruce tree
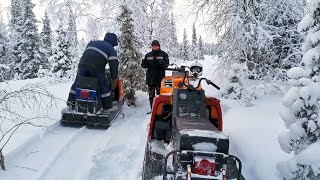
[278,1,320,179]
[18,0,42,79]
[0,19,7,64]
[8,0,24,77]
[198,36,205,60]
[0,19,10,82]
[117,5,144,106]
[169,13,179,58]
[191,23,198,60]
[182,29,189,61]
[156,1,172,52]
[50,24,73,78]
[39,11,52,70]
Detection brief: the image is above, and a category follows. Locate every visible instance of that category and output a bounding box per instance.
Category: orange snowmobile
[142,62,245,180]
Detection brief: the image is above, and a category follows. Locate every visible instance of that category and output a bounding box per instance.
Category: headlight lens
[179,93,187,100]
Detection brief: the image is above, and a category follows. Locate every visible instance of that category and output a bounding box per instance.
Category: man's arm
[141,54,149,68]
[108,49,119,80]
[158,52,169,68]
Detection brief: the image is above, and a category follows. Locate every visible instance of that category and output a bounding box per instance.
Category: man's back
[79,40,116,70]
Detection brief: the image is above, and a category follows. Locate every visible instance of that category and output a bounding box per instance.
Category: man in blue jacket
[67,32,119,113]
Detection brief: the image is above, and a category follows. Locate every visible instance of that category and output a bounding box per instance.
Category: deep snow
[0,56,290,180]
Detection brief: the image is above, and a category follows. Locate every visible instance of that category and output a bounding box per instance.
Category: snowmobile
[142,62,245,180]
[61,71,124,129]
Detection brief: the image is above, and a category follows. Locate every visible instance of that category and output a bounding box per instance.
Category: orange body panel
[160,76,202,95]
[117,79,125,101]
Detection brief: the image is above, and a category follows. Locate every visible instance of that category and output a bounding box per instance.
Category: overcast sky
[0,0,212,43]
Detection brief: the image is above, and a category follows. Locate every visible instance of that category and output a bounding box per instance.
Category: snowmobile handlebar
[165,67,220,90]
[163,150,243,180]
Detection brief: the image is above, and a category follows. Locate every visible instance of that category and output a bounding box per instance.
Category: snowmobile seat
[174,116,229,154]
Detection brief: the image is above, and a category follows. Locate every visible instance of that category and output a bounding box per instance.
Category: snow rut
[1,124,87,180]
[86,96,150,180]
[38,128,106,180]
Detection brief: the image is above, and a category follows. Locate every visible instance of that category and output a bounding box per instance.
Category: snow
[181,129,228,140]
[0,56,293,180]
[193,143,217,152]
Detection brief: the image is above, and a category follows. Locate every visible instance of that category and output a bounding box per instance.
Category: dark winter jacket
[141,50,169,85]
[79,33,118,79]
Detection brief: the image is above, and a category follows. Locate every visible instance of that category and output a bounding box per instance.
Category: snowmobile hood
[104,33,118,47]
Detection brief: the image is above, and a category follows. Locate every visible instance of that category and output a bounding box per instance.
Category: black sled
[61,74,124,129]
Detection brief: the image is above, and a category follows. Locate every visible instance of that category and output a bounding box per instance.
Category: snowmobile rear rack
[163,150,243,180]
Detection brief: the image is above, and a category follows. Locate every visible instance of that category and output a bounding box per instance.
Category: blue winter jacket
[79,33,119,79]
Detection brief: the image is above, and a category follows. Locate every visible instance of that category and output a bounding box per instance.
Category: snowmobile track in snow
[37,127,107,180]
[2,124,100,180]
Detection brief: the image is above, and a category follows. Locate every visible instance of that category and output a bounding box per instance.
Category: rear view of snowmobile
[142,63,245,180]
[61,72,124,129]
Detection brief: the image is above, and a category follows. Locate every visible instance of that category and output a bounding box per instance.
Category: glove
[111,79,118,91]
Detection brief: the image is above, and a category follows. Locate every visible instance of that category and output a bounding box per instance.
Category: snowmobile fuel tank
[174,116,229,154]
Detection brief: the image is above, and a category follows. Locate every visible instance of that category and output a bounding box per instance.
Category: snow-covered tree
[155,0,173,52]
[0,19,10,82]
[8,0,24,77]
[220,63,247,100]
[182,29,189,61]
[168,13,179,58]
[67,12,78,58]
[117,4,144,106]
[0,19,7,64]
[18,0,42,79]
[260,0,304,79]
[50,24,73,78]
[143,0,161,41]
[39,11,52,70]
[278,1,320,179]
[189,0,303,80]
[198,36,205,60]
[190,23,198,60]
[127,0,150,50]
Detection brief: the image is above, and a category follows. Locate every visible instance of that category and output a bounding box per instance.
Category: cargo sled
[61,73,124,129]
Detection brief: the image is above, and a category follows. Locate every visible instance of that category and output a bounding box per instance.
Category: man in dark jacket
[141,40,169,109]
[67,32,119,112]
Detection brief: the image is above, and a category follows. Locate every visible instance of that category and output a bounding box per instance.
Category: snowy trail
[38,128,107,180]
[1,124,88,180]
[1,92,150,180]
[86,93,150,180]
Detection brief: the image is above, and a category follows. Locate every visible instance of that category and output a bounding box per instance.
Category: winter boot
[98,96,117,114]
[67,93,76,110]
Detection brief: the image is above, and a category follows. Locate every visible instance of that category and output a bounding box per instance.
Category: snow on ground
[0,56,290,180]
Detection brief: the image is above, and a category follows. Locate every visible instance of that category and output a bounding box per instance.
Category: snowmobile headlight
[179,93,187,100]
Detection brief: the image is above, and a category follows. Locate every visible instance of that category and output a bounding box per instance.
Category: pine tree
[0,19,10,82]
[198,36,205,60]
[168,13,179,58]
[0,19,7,64]
[191,23,198,60]
[261,0,304,77]
[156,0,173,52]
[50,24,73,78]
[127,0,150,49]
[8,0,24,77]
[182,29,189,61]
[18,0,42,79]
[117,5,144,106]
[278,1,320,179]
[39,10,52,70]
